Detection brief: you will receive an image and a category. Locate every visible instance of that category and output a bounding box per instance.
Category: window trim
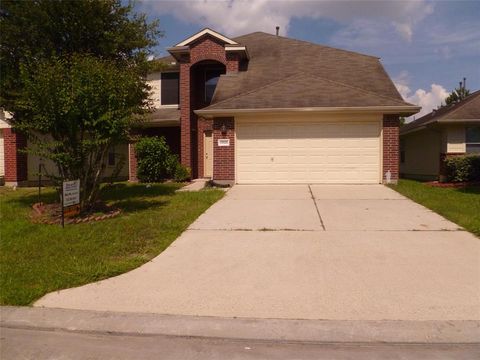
[160,71,180,107]
[465,126,480,154]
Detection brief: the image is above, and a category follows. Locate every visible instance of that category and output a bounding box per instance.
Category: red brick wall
[128,143,138,182]
[213,117,235,182]
[3,128,27,183]
[383,115,400,183]
[179,62,192,168]
[178,35,239,176]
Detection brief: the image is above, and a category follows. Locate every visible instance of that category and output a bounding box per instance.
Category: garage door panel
[236,119,381,184]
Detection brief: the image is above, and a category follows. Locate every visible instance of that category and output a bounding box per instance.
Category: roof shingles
[206,32,414,110]
[400,90,480,134]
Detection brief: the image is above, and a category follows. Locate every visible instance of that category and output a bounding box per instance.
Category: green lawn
[0,183,224,305]
[391,179,480,237]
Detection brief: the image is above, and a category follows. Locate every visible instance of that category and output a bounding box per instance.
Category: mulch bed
[31,201,121,225]
[426,181,480,188]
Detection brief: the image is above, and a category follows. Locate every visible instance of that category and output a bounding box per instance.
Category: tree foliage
[0,0,161,210]
[18,55,150,209]
[0,0,161,109]
[445,78,470,106]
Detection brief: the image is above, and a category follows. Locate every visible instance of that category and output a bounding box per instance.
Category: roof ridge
[233,31,380,60]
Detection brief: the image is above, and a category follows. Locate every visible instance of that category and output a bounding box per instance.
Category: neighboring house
[400,91,480,181]
[1,107,129,186]
[3,28,419,186]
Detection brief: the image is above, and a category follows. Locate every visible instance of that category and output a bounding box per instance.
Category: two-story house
[3,28,419,186]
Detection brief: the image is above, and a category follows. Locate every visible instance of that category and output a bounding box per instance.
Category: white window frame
[466,126,480,154]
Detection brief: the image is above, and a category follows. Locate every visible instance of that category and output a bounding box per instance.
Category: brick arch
[189,37,228,66]
[191,55,226,67]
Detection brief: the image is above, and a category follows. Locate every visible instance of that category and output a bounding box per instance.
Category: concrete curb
[1,306,479,344]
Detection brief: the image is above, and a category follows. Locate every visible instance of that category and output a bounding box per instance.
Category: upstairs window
[161,72,179,105]
[205,69,223,104]
[466,126,480,153]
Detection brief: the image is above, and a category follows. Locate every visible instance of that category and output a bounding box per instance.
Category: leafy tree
[0,0,161,210]
[445,78,470,106]
[0,0,161,110]
[18,55,150,209]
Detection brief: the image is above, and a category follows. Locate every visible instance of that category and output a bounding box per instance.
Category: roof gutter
[195,105,421,118]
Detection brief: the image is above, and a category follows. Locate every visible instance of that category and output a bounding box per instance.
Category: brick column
[226,53,239,72]
[213,117,235,185]
[180,62,192,169]
[4,128,28,186]
[128,143,138,182]
[382,115,399,183]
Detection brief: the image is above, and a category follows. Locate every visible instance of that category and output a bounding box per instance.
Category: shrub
[173,163,191,182]
[445,155,480,182]
[135,137,177,182]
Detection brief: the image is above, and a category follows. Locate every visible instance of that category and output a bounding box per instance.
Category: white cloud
[394,71,449,121]
[143,0,433,40]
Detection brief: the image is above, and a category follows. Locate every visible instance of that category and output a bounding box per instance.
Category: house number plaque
[218,139,230,147]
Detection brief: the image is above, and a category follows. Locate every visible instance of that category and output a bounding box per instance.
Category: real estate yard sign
[62,180,80,225]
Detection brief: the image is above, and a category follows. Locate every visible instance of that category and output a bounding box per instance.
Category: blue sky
[137,0,480,118]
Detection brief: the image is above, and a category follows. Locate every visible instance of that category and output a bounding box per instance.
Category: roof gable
[202,72,414,112]
[175,28,238,47]
[211,31,406,106]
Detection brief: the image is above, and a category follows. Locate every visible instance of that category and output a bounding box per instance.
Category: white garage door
[0,130,4,177]
[236,117,381,184]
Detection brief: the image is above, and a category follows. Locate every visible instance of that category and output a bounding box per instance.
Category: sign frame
[62,179,80,226]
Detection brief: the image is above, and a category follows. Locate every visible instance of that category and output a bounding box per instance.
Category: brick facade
[3,128,28,185]
[213,117,235,183]
[178,35,239,179]
[128,143,138,182]
[382,115,400,183]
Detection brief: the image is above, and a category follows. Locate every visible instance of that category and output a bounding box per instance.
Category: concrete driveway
[36,185,480,321]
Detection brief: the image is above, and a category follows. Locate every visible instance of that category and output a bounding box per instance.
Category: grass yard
[391,179,480,237]
[0,183,224,305]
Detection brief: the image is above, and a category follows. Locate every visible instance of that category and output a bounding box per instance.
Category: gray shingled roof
[400,90,480,134]
[204,32,415,111]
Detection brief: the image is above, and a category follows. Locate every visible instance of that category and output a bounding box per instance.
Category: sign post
[62,179,80,227]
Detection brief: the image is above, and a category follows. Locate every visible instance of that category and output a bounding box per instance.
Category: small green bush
[173,163,191,182]
[135,137,178,182]
[445,155,480,182]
